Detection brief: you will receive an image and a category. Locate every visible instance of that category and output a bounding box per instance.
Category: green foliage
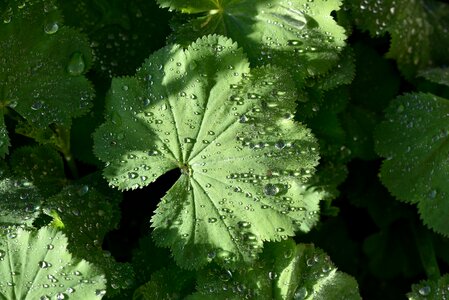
[350,0,449,78]
[0,0,94,157]
[2,0,449,298]
[93,35,323,269]
[0,226,106,299]
[375,93,449,236]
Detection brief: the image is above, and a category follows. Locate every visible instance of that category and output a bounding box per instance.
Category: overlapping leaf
[0,0,94,157]
[189,239,361,299]
[0,227,106,299]
[350,0,449,77]
[375,93,449,236]
[93,35,322,268]
[159,0,346,82]
[43,180,133,295]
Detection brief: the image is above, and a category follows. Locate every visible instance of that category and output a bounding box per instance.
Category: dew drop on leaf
[419,286,431,296]
[38,261,50,269]
[44,22,59,34]
[263,183,280,196]
[67,52,85,76]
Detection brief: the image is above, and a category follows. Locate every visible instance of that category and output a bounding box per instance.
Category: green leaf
[60,0,171,77]
[0,114,10,158]
[0,0,94,149]
[350,0,449,77]
[375,93,449,236]
[419,68,449,87]
[0,226,106,299]
[132,267,194,300]
[408,274,449,300]
[0,176,43,227]
[162,0,346,80]
[192,239,361,299]
[10,145,65,197]
[93,35,322,269]
[43,180,133,295]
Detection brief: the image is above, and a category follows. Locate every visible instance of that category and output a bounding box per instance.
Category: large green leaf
[94,35,322,268]
[375,93,449,236]
[160,0,346,81]
[350,0,449,77]
[189,239,361,299]
[0,226,106,299]
[0,0,94,157]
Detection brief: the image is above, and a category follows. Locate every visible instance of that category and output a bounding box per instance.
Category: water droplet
[238,221,251,229]
[47,244,54,250]
[44,22,59,34]
[38,261,50,269]
[287,40,301,46]
[95,289,107,297]
[294,286,308,299]
[31,101,44,110]
[40,296,50,300]
[67,52,85,76]
[263,184,280,196]
[128,172,139,179]
[419,286,431,296]
[429,190,437,199]
[56,293,67,300]
[0,249,5,259]
[122,85,129,91]
[77,185,89,196]
[268,271,278,280]
[208,217,218,223]
[184,137,195,143]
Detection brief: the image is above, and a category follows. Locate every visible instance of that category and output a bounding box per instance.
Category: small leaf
[94,35,322,269]
[375,93,449,236]
[0,226,106,299]
[408,274,449,300]
[161,0,347,81]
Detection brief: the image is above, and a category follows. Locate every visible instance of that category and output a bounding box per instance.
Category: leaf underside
[93,35,322,269]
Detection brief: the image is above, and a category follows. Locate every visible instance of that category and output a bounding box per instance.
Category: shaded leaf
[419,68,449,87]
[59,0,171,77]
[375,93,449,236]
[93,35,322,269]
[43,179,133,295]
[350,0,449,77]
[408,274,449,300]
[0,0,94,152]
[0,226,106,299]
[10,145,65,197]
